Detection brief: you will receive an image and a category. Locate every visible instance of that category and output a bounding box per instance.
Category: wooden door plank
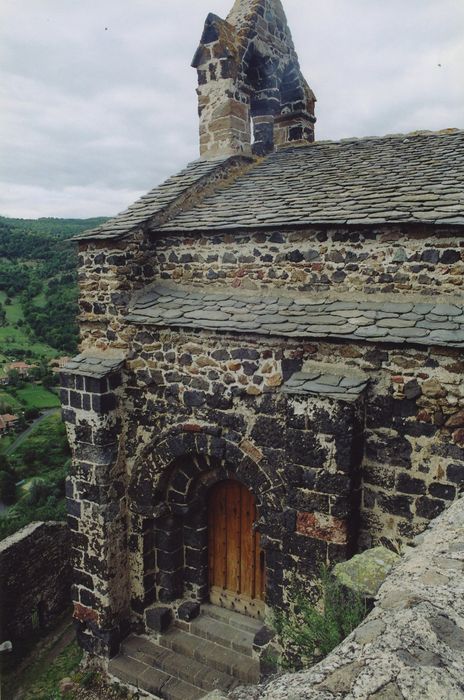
[226,480,241,593]
[208,499,214,588]
[255,531,265,601]
[240,486,255,598]
[209,482,227,590]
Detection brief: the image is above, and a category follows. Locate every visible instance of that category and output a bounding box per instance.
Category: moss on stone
[333,546,400,597]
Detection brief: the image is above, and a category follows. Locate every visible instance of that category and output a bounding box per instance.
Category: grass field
[0,388,22,411]
[32,291,47,308]
[0,434,15,453]
[16,384,60,409]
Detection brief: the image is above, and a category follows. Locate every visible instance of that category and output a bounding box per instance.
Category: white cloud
[0,0,463,218]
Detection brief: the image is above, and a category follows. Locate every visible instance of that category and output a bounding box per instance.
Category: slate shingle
[63,355,124,378]
[127,284,464,348]
[75,130,463,241]
[283,369,369,402]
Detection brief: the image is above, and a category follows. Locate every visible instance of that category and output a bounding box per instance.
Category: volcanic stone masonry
[60,0,464,670]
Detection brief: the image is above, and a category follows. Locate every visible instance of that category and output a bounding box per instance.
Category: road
[5,408,60,456]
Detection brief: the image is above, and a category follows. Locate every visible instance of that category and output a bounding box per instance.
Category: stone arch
[128,425,286,613]
[129,424,284,517]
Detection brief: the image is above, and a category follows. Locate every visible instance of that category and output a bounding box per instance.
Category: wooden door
[208,480,265,619]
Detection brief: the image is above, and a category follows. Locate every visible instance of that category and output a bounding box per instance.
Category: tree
[0,455,17,505]
[7,368,22,387]
[0,470,17,504]
[0,305,6,327]
[43,372,58,389]
[24,407,40,421]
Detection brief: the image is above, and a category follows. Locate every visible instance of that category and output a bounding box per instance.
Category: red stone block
[296,511,348,545]
[73,603,99,624]
[182,423,203,433]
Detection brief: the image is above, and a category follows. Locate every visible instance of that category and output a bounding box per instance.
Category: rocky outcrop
[227,496,464,699]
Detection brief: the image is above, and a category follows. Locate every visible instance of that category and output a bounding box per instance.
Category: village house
[0,414,18,434]
[0,361,35,386]
[60,1,464,696]
[6,361,35,379]
[8,361,34,375]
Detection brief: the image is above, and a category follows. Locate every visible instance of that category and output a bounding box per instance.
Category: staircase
[108,604,262,700]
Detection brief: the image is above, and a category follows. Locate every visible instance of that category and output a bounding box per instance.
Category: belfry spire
[192,0,316,159]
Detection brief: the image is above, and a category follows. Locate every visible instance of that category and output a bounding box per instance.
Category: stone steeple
[192,0,316,159]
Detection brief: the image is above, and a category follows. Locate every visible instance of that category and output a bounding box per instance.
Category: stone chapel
[61,0,464,696]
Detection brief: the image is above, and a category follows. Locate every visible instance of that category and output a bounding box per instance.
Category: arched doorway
[208,479,265,619]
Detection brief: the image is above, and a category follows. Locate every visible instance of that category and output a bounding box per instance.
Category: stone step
[186,613,256,657]
[159,627,260,684]
[121,635,238,694]
[108,654,205,700]
[199,603,263,635]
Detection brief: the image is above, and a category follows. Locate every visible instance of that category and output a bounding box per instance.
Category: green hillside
[0,215,107,540]
[0,216,107,355]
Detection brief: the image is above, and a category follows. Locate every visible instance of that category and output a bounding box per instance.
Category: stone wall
[0,522,71,649]
[225,495,464,700]
[124,329,365,612]
[149,226,463,297]
[61,358,131,658]
[122,328,463,552]
[62,344,364,639]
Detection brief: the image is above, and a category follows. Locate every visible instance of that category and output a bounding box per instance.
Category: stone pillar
[192,13,252,160]
[61,354,128,658]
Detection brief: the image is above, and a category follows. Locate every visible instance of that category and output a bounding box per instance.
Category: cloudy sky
[1,0,463,219]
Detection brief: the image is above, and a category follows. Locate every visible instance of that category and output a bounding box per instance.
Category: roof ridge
[276,127,464,151]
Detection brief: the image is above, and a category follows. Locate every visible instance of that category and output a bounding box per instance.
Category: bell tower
[192,0,316,159]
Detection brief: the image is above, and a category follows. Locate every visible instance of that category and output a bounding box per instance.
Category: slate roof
[283,369,369,403]
[73,157,236,241]
[62,354,124,378]
[75,130,463,242]
[127,284,464,348]
[159,130,464,231]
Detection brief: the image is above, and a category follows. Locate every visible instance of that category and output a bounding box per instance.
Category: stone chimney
[192,0,316,160]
